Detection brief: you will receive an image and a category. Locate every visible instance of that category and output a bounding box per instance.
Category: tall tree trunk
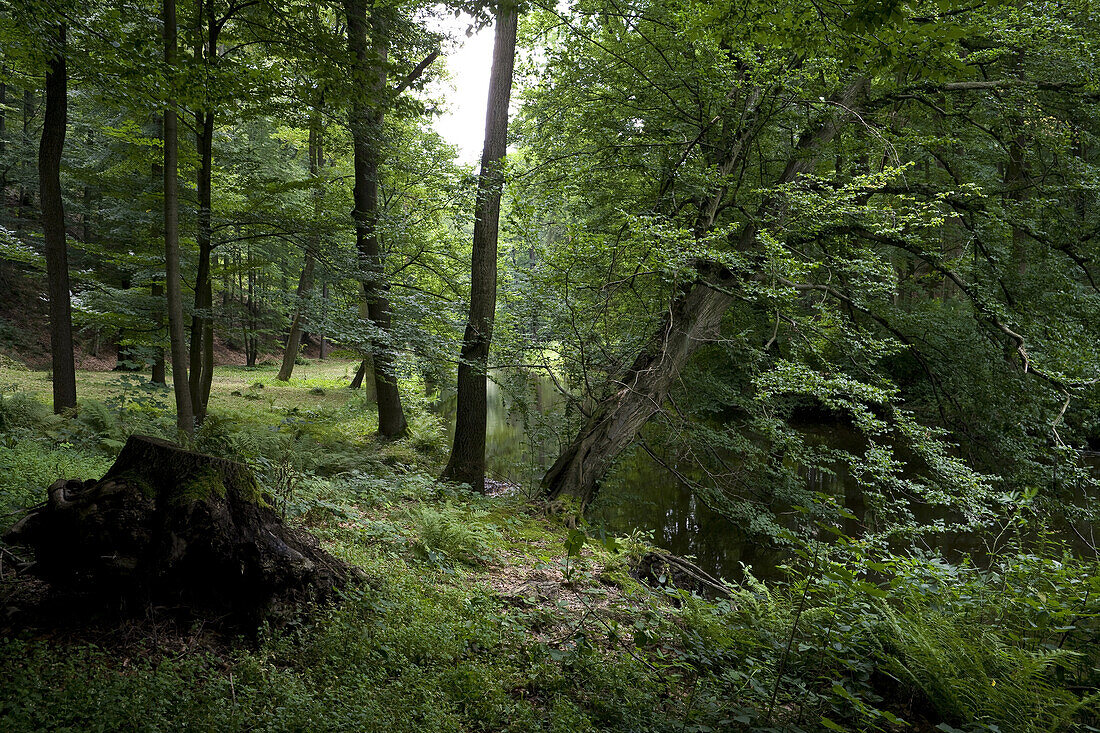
[349,358,376,401]
[541,79,867,508]
[164,0,194,435]
[188,108,214,421]
[40,23,76,414]
[277,112,322,382]
[189,0,218,424]
[245,245,258,367]
[441,4,519,491]
[344,0,407,438]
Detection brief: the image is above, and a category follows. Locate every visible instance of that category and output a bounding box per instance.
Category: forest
[0,0,1099,730]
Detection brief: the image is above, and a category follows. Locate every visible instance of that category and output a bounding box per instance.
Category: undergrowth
[0,365,1097,732]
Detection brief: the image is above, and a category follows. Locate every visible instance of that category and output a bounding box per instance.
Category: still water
[437,377,809,580]
[438,377,1096,582]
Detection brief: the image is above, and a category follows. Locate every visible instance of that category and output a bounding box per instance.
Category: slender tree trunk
[441,4,519,491]
[541,79,867,508]
[541,266,738,508]
[245,246,257,367]
[164,0,194,435]
[277,113,321,382]
[344,0,407,437]
[277,256,315,380]
[189,0,218,424]
[319,282,329,359]
[349,358,367,389]
[40,23,76,414]
[187,107,214,422]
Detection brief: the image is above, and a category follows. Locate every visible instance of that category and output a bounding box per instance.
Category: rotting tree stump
[3,435,357,624]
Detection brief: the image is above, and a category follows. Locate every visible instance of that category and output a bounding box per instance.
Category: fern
[400,503,498,567]
[878,606,1099,732]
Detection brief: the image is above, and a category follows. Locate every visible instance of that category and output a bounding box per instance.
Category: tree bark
[541,79,867,508]
[164,0,194,435]
[441,4,519,491]
[541,266,738,508]
[188,108,215,421]
[40,23,76,414]
[344,0,407,437]
[277,255,315,380]
[277,112,321,382]
[188,0,218,424]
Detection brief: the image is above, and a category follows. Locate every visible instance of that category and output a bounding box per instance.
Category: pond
[438,376,1098,582]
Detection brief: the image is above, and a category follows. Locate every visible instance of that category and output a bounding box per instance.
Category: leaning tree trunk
[441,2,519,492]
[4,435,355,623]
[40,23,76,414]
[345,0,407,437]
[541,79,867,508]
[277,254,315,381]
[541,266,738,508]
[277,113,322,382]
[163,0,194,435]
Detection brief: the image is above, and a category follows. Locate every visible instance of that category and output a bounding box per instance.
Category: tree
[517,0,1100,515]
[164,0,195,435]
[441,1,519,490]
[343,0,441,437]
[39,21,76,414]
[277,105,322,382]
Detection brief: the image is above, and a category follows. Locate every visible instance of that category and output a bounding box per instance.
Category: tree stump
[3,435,356,623]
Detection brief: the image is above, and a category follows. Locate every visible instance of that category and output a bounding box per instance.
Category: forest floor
[0,362,1096,732]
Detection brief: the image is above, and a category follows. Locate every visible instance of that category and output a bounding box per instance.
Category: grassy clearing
[0,366,1097,732]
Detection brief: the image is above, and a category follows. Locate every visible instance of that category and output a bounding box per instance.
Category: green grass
[0,359,364,419]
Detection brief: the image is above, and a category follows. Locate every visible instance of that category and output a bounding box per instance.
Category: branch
[392,49,440,97]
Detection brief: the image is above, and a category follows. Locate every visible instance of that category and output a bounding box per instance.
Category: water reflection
[587,450,785,581]
[437,376,562,489]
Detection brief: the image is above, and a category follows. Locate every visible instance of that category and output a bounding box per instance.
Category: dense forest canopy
[0,0,1099,730]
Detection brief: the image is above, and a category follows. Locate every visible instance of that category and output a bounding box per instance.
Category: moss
[167,466,269,508]
[171,467,228,506]
[110,462,266,509]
